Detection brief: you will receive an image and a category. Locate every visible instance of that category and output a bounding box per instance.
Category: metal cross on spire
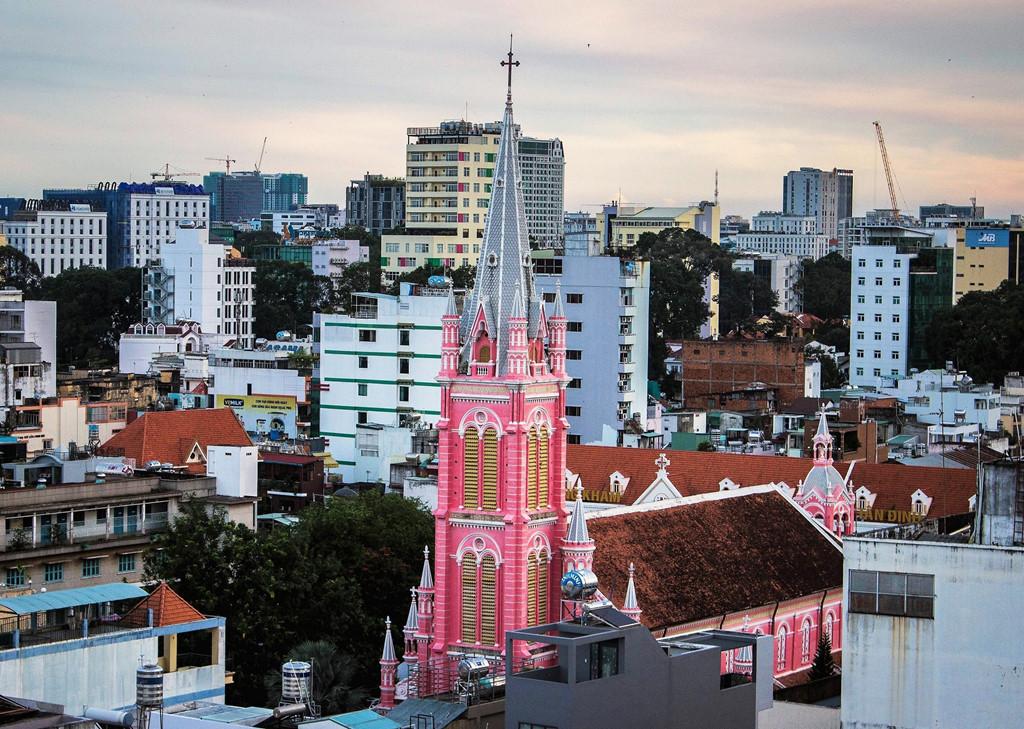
[500,34,519,103]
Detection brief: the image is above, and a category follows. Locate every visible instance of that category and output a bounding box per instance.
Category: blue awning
[0,583,148,615]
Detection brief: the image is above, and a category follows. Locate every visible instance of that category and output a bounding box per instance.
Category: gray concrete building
[506,618,772,729]
[346,174,405,236]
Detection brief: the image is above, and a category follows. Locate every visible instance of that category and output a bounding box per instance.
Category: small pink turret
[621,562,643,622]
[378,617,398,711]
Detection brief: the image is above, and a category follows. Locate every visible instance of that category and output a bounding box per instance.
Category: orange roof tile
[124,582,207,627]
[587,489,843,630]
[97,408,252,473]
[567,445,977,520]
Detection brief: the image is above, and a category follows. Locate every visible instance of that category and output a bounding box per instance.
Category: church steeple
[378,617,398,711]
[460,37,540,377]
[622,562,642,622]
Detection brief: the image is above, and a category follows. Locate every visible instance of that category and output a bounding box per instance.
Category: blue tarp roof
[300,710,398,729]
[0,583,148,615]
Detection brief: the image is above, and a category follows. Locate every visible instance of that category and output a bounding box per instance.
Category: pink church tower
[795,409,856,537]
[430,40,570,663]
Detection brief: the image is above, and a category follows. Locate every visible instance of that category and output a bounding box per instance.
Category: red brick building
[679,338,807,410]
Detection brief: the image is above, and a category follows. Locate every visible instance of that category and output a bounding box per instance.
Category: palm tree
[265,640,368,715]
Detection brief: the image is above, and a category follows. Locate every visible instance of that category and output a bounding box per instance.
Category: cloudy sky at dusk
[2,1,1022,219]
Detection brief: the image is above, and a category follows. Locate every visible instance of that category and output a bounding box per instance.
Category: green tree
[0,246,42,297]
[716,265,779,335]
[264,640,368,714]
[36,266,142,367]
[233,230,282,258]
[253,260,337,340]
[798,252,851,322]
[387,263,476,296]
[811,324,850,355]
[926,281,1024,384]
[333,261,383,311]
[808,633,836,681]
[330,225,382,260]
[627,227,732,395]
[807,346,846,389]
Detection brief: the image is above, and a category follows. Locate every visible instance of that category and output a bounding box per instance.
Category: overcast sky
[2,1,1022,219]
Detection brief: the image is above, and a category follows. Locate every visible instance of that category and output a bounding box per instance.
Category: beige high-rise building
[381,120,564,284]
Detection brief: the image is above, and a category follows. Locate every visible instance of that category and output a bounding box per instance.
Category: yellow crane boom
[873,121,900,219]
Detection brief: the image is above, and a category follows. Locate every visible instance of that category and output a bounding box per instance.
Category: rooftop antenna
[714,169,719,207]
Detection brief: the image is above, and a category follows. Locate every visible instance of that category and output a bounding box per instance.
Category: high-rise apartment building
[4,200,107,276]
[954,227,1024,302]
[848,227,953,388]
[262,173,308,212]
[380,120,564,283]
[346,174,405,236]
[203,171,264,222]
[519,136,565,247]
[783,167,853,240]
[921,202,984,221]
[144,225,255,349]
[44,182,209,268]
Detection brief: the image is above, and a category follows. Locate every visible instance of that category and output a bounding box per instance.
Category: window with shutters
[463,429,479,509]
[481,428,498,510]
[480,554,497,645]
[526,429,538,509]
[527,552,538,627]
[461,557,477,643]
[537,426,549,508]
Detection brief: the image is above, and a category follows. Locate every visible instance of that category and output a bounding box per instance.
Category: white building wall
[311,239,365,279]
[127,189,210,268]
[23,300,56,398]
[4,206,107,276]
[534,256,650,445]
[318,292,447,481]
[843,537,1024,729]
[206,444,259,498]
[751,212,817,235]
[849,245,913,388]
[735,232,830,260]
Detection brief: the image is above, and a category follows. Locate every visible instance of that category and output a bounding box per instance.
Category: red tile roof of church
[124,582,207,627]
[566,445,977,518]
[587,489,843,629]
[98,408,252,474]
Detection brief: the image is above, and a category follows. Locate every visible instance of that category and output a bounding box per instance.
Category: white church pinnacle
[381,616,396,661]
[566,483,591,545]
[419,545,434,589]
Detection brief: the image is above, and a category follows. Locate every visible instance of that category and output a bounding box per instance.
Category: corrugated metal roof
[0,583,148,615]
[384,699,466,729]
[299,710,399,729]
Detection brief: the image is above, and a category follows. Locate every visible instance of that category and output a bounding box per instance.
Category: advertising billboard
[216,394,297,439]
[966,229,1009,248]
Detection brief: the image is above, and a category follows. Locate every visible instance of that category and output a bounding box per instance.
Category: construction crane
[255,137,267,173]
[151,163,199,181]
[873,121,901,220]
[206,155,237,174]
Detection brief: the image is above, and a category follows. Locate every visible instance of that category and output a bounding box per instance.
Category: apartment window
[5,568,25,587]
[857,277,865,286]
[566,350,582,360]
[567,435,581,445]
[874,277,883,286]
[357,412,368,424]
[856,367,864,376]
[73,511,86,527]
[873,368,881,376]
[358,356,369,369]
[82,558,101,579]
[359,329,377,342]
[589,639,620,680]
[874,350,881,359]
[893,278,901,287]
[542,292,556,303]
[566,406,582,417]
[568,378,582,389]
[857,259,866,267]
[399,386,410,402]
[893,296,901,305]
[875,296,883,304]
[857,295,865,304]
[874,331,882,341]
[874,313,883,322]
[875,259,883,267]
[892,332,900,341]
[892,351,900,360]
[892,314,900,323]
[566,293,584,304]
[399,329,411,347]
[893,259,901,268]
[856,331,864,340]
[358,384,368,396]
[44,563,64,583]
[856,349,864,358]
[399,358,411,374]
[118,554,136,574]
[567,321,583,332]
[849,569,934,618]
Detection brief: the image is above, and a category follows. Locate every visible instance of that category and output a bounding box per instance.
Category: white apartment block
[125,184,210,267]
[735,231,830,260]
[0,290,56,414]
[144,225,255,349]
[317,286,449,481]
[533,255,650,445]
[875,369,1002,435]
[4,202,107,276]
[848,245,912,388]
[311,239,369,282]
[751,211,818,235]
[732,254,803,314]
[260,209,317,236]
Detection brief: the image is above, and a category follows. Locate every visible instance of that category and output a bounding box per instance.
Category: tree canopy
[253,260,337,340]
[144,491,433,705]
[925,281,1024,384]
[0,247,42,297]
[386,263,477,296]
[35,266,142,368]
[716,264,779,335]
[798,252,851,322]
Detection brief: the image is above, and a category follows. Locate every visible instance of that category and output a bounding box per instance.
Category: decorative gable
[719,477,739,491]
[609,471,630,495]
[910,488,933,516]
[855,486,876,511]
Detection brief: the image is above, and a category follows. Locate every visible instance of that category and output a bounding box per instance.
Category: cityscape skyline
[2,1,1022,219]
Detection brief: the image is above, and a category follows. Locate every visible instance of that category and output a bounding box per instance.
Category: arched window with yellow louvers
[526,428,538,510]
[537,549,549,624]
[461,556,477,644]
[463,428,479,509]
[480,554,497,645]
[537,426,549,508]
[526,552,538,626]
[481,427,498,511]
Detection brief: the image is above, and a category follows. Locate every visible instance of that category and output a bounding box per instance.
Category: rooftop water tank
[136,664,164,708]
[282,661,312,703]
